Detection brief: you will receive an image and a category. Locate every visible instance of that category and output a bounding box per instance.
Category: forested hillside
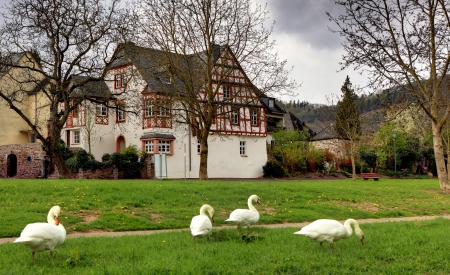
[279,91,394,133]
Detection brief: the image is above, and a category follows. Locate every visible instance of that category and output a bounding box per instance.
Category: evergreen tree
[335,76,361,180]
[335,76,361,139]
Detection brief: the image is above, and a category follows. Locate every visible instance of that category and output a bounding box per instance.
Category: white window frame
[117,108,125,122]
[144,100,154,117]
[158,140,170,153]
[96,103,107,117]
[160,102,170,117]
[232,109,239,124]
[240,141,246,156]
[144,140,154,153]
[73,130,81,144]
[251,109,258,126]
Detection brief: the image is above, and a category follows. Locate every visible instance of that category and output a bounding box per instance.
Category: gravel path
[2,214,449,245]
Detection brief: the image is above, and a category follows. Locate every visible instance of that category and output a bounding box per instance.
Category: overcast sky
[0,0,364,105]
[253,0,367,105]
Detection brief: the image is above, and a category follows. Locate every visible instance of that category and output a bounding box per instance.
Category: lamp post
[393,132,397,172]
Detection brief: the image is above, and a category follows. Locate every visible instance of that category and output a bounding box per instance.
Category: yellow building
[0,52,49,145]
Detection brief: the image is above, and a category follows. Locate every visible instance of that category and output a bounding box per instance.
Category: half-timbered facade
[61,43,287,178]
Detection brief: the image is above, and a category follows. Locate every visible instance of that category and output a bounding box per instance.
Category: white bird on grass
[293,218,364,249]
[226,194,260,231]
[14,205,66,260]
[190,204,214,241]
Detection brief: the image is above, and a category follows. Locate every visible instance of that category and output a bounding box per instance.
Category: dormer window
[269,98,274,108]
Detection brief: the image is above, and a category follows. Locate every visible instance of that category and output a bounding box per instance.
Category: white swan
[190,204,215,241]
[14,205,66,260]
[293,218,364,249]
[225,194,260,230]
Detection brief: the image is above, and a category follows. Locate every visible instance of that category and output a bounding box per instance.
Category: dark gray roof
[261,97,286,115]
[140,133,176,139]
[109,42,201,95]
[69,75,111,98]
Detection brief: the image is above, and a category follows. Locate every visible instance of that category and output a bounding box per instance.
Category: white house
[61,43,287,179]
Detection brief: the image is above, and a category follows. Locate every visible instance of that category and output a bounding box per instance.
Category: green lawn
[2,178,450,274]
[0,178,446,238]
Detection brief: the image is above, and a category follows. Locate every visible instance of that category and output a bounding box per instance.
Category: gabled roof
[108,42,190,95]
[0,52,28,78]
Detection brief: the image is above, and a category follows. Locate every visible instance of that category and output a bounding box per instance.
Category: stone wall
[0,143,155,179]
[0,143,46,178]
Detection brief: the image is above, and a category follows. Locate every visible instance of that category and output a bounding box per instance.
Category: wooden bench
[360,173,380,181]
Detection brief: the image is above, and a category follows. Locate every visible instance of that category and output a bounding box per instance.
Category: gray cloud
[261,0,345,50]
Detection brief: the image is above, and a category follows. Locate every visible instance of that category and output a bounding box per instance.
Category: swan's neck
[248,198,258,213]
[47,210,56,224]
[343,219,360,236]
[199,205,212,218]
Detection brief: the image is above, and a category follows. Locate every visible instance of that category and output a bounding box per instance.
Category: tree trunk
[432,122,450,192]
[199,144,208,180]
[52,152,70,177]
[199,130,209,180]
[350,151,356,181]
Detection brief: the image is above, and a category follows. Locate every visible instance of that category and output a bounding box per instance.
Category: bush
[76,149,91,170]
[102,153,111,162]
[263,160,286,178]
[65,157,78,173]
[58,139,74,160]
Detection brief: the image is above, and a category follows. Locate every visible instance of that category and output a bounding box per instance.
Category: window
[268,98,274,108]
[117,103,125,122]
[240,141,246,156]
[197,139,201,154]
[144,140,154,153]
[159,140,170,153]
[73,130,80,144]
[160,102,170,117]
[231,109,239,124]
[114,73,127,89]
[96,103,107,117]
[142,139,174,154]
[223,85,231,100]
[251,109,258,126]
[144,100,154,117]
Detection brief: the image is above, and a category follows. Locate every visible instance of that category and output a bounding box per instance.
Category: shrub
[65,157,78,173]
[263,160,286,178]
[76,149,91,170]
[102,153,111,162]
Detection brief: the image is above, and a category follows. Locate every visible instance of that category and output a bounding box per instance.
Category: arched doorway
[7,154,17,177]
[117,135,126,152]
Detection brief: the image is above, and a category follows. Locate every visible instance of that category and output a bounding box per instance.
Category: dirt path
[2,214,449,245]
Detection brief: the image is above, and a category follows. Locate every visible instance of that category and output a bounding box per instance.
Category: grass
[2,218,450,274]
[2,178,450,274]
[0,178,448,238]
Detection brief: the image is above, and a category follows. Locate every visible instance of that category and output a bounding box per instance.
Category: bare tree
[0,0,130,176]
[136,0,298,179]
[328,0,450,192]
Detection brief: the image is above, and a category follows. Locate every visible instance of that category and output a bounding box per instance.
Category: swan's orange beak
[55,217,60,226]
